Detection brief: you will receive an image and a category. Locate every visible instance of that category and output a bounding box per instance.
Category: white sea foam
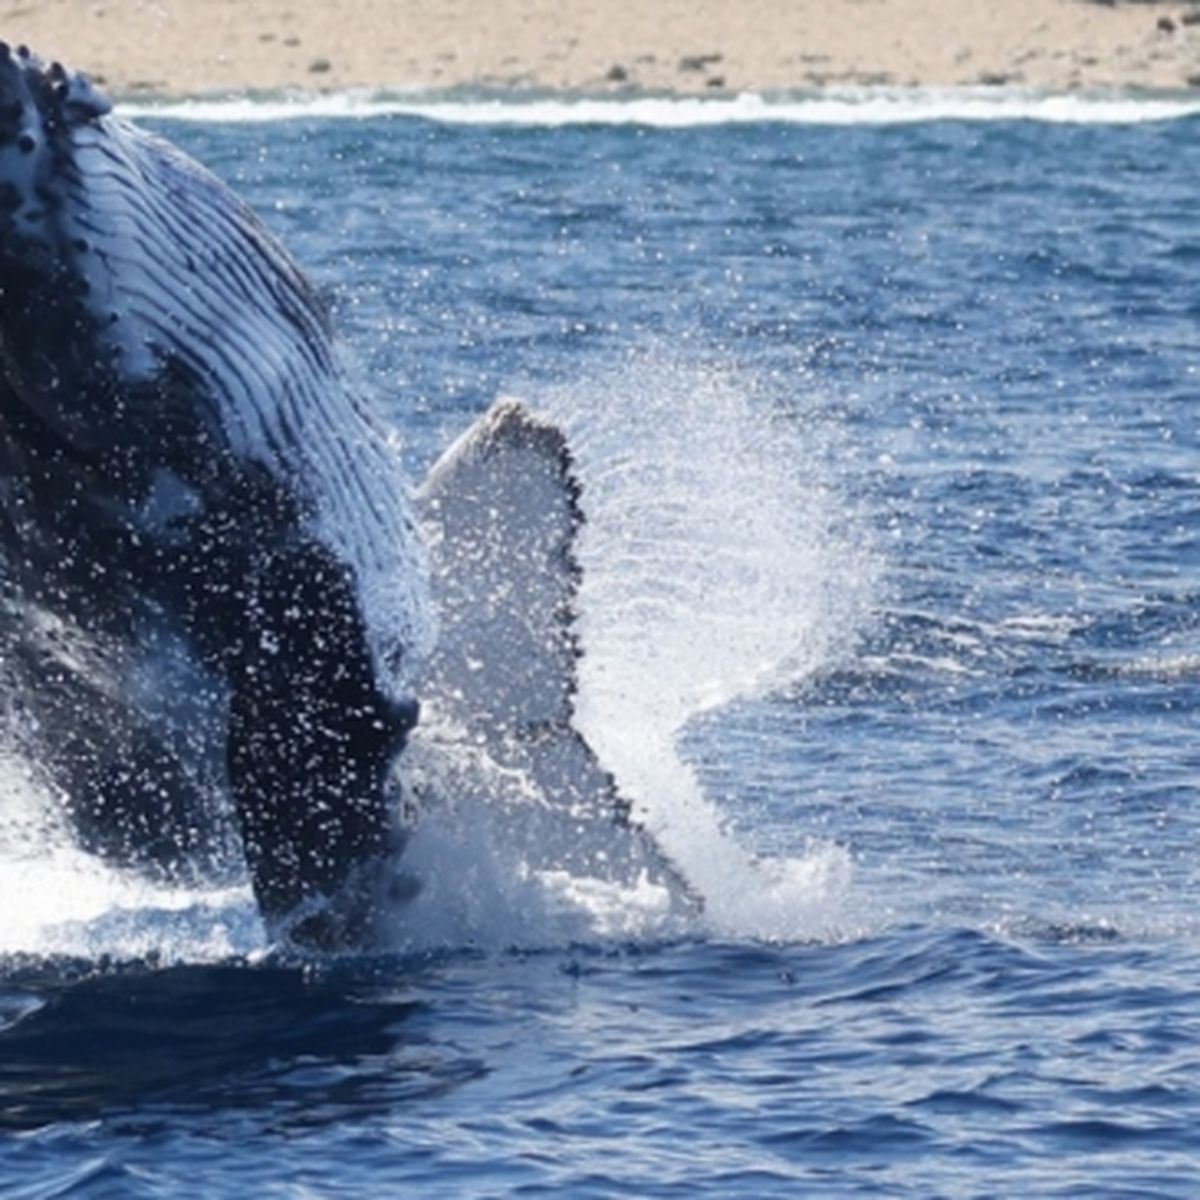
[120,88,1200,128]
[377,727,697,953]
[0,766,262,962]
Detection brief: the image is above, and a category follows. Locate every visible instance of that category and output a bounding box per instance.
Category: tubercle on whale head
[0,43,110,270]
[0,41,112,262]
[0,40,111,135]
[0,45,120,450]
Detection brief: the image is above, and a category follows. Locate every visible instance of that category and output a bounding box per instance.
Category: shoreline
[7,1,1200,100]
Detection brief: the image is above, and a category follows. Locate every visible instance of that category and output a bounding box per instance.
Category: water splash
[0,767,261,963]
[538,349,880,941]
[385,349,880,950]
[0,349,879,960]
[378,730,693,952]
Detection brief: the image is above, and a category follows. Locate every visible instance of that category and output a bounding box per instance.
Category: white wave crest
[119,88,1200,128]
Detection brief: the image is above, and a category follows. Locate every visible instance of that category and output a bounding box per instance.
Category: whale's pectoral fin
[227,537,416,933]
[415,400,694,899]
[417,398,584,742]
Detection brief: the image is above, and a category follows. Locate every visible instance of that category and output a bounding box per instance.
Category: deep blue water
[2,101,1200,1195]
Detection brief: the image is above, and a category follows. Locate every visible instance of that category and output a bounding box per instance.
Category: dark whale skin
[0,44,427,940]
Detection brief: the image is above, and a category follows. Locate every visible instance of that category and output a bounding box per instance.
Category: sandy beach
[5,0,1200,97]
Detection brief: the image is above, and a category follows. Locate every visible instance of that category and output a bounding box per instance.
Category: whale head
[0,44,149,458]
[0,42,329,474]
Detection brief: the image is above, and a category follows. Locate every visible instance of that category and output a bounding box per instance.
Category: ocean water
[2,90,1200,1195]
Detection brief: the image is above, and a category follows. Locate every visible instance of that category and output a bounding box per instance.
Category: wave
[119,87,1200,128]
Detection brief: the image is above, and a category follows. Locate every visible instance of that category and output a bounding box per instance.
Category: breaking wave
[121,87,1200,128]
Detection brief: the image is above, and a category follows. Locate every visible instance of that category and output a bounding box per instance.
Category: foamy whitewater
[541,355,877,939]
[120,87,1200,128]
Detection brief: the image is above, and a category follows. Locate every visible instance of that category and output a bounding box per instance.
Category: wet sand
[6,0,1200,97]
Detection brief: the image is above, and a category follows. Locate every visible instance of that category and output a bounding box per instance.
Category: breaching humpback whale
[0,46,685,943]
